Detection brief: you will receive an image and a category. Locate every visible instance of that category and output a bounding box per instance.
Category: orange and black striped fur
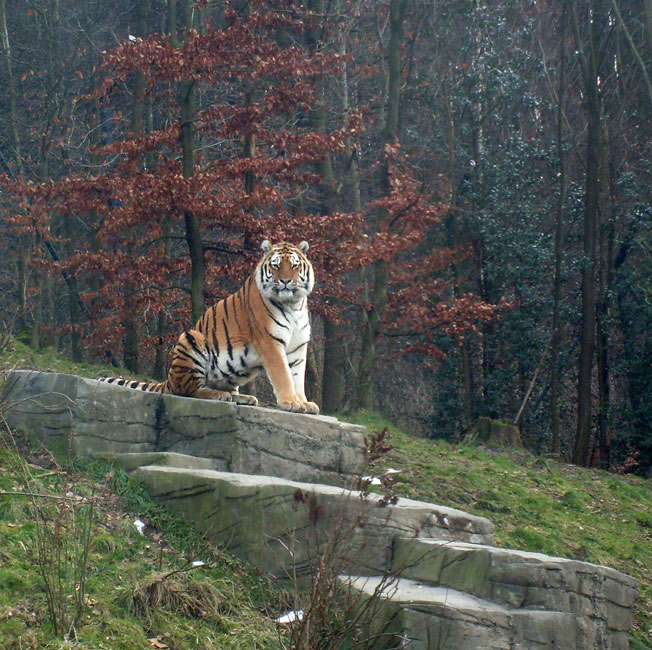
[97,240,319,414]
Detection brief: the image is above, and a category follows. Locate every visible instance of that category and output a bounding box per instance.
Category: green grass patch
[0,446,279,650]
[0,336,149,382]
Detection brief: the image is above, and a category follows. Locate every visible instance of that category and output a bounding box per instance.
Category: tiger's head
[256,240,314,304]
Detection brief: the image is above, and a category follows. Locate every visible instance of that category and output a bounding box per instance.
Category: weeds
[0,355,96,641]
[118,567,225,623]
[273,433,404,650]
[0,429,97,640]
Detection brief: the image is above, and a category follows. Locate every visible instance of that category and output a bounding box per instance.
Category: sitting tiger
[97,240,319,414]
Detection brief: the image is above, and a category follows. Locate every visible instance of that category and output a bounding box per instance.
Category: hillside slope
[2,339,651,648]
[351,411,652,649]
[0,444,281,649]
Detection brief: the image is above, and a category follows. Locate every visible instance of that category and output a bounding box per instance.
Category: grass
[349,410,652,649]
[0,336,147,382]
[0,444,281,649]
[3,338,651,647]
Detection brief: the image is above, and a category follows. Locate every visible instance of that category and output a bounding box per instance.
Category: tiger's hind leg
[167,330,231,403]
[229,388,258,406]
[193,387,234,401]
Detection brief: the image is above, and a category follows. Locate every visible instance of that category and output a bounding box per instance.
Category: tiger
[97,240,320,414]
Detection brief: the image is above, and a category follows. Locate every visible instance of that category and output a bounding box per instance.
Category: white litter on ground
[274,610,304,624]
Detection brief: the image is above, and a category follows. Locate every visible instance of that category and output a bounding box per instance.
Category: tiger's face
[257,240,314,304]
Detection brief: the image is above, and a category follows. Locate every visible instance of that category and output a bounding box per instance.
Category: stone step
[110,451,219,472]
[392,538,639,613]
[341,575,582,650]
[132,465,494,580]
[391,538,638,646]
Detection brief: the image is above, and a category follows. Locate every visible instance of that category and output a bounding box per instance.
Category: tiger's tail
[95,376,169,393]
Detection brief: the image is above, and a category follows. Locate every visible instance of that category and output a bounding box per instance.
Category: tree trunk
[153,310,168,380]
[571,1,606,466]
[122,249,140,372]
[122,0,151,373]
[460,342,473,432]
[355,0,407,410]
[243,85,256,195]
[170,0,205,322]
[45,274,58,350]
[30,262,45,349]
[305,336,322,404]
[550,7,567,455]
[64,214,83,362]
[339,22,362,411]
[305,0,346,412]
[596,149,616,467]
[356,261,389,410]
[1,0,29,333]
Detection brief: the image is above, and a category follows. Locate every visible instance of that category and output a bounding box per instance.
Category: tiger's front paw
[302,401,320,415]
[278,400,307,413]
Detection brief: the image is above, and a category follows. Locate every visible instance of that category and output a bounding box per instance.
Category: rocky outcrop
[5,370,640,648]
[4,370,366,487]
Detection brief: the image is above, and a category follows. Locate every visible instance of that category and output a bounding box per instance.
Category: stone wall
[4,370,367,487]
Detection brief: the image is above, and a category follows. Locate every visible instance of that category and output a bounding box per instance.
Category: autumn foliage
[1,0,501,392]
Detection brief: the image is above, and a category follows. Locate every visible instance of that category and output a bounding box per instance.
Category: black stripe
[270,298,287,317]
[263,302,290,330]
[117,379,125,386]
[289,358,304,368]
[223,295,229,320]
[287,341,308,356]
[266,329,287,346]
[231,294,243,331]
[222,319,233,359]
[185,331,202,354]
[175,349,200,363]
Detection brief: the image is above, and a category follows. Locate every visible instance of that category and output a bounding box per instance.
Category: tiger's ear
[298,241,309,254]
[261,240,272,253]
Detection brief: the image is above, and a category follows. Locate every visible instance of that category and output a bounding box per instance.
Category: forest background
[0,0,650,474]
